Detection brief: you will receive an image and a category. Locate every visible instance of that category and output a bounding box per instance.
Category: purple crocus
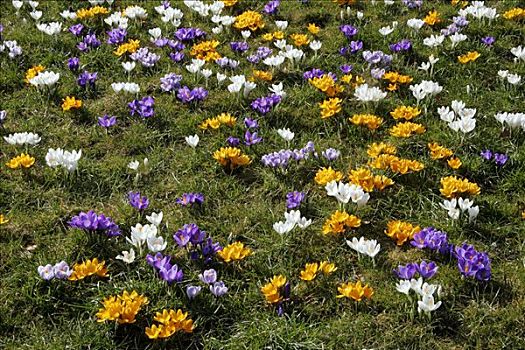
[227,136,240,147]
[67,57,80,71]
[173,223,206,247]
[454,243,491,281]
[244,130,263,146]
[339,24,358,38]
[53,261,73,279]
[417,261,438,279]
[98,115,117,129]
[322,148,340,161]
[493,153,508,166]
[210,281,228,297]
[244,117,259,129]
[128,96,155,118]
[480,149,493,160]
[106,28,127,45]
[169,51,185,62]
[78,33,101,52]
[69,24,84,36]
[286,191,305,209]
[160,73,183,92]
[176,86,208,103]
[77,70,98,88]
[481,36,495,46]
[394,263,418,279]
[390,39,412,53]
[69,210,121,237]
[186,285,202,299]
[130,47,160,68]
[199,269,217,284]
[230,41,249,53]
[251,94,282,115]
[159,264,184,284]
[176,193,204,207]
[128,191,149,211]
[402,0,422,9]
[263,0,281,15]
[38,264,55,280]
[175,27,206,41]
[411,227,451,255]
[340,64,353,74]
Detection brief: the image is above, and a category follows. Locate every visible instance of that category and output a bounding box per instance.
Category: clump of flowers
[423,10,441,26]
[69,258,108,281]
[213,147,251,170]
[190,40,221,61]
[458,51,480,64]
[261,142,316,169]
[146,252,184,284]
[128,96,155,118]
[390,106,421,120]
[199,113,236,130]
[368,155,424,175]
[350,114,383,130]
[25,65,45,84]
[367,142,397,158]
[234,11,265,31]
[5,153,35,169]
[348,167,395,192]
[96,290,148,324]
[76,5,108,19]
[289,33,309,47]
[319,98,342,119]
[314,166,344,185]
[322,210,361,235]
[37,261,72,280]
[177,86,208,104]
[145,309,195,339]
[251,94,281,115]
[173,223,222,263]
[286,191,305,209]
[382,71,413,91]
[428,143,461,169]
[61,96,82,111]
[439,176,481,198]
[299,261,337,281]
[128,191,149,211]
[390,121,426,138]
[309,74,344,97]
[480,149,509,167]
[394,261,438,280]
[217,242,252,262]
[69,210,121,237]
[176,193,204,207]
[114,39,140,56]
[385,220,421,246]
[503,7,525,20]
[261,275,290,315]
[337,281,374,301]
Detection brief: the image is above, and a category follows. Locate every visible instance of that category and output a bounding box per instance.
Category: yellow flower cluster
[289,33,310,46]
[389,122,426,138]
[309,75,344,97]
[145,309,195,339]
[383,71,413,91]
[322,210,361,235]
[217,241,252,262]
[25,65,45,84]
[5,154,35,169]
[114,39,140,56]
[96,290,148,324]
[390,106,421,121]
[0,214,8,225]
[190,40,221,62]
[299,261,337,281]
[62,96,82,111]
[251,69,273,82]
[261,275,287,304]
[199,113,236,130]
[440,176,481,198]
[213,147,251,170]
[319,98,343,119]
[368,154,424,175]
[337,281,374,301]
[367,142,397,158]
[341,74,365,88]
[69,258,108,281]
[458,51,480,64]
[428,143,461,169]
[262,31,284,41]
[384,220,421,246]
[76,6,108,19]
[350,114,383,130]
[234,10,265,31]
[307,23,320,35]
[349,167,394,192]
[423,10,441,26]
[314,166,343,185]
[503,8,525,20]
[221,0,238,6]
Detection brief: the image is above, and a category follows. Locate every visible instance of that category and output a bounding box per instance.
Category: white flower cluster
[111,82,140,94]
[273,210,312,234]
[494,112,525,131]
[346,237,380,259]
[440,197,479,222]
[437,100,477,133]
[45,148,82,172]
[155,4,184,27]
[0,40,23,59]
[354,84,387,102]
[498,70,522,85]
[125,212,165,257]
[396,278,443,313]
[325,181,370,206]
[29,71,60,88]
[4,132,41,145]
[409,80,443,102]
[459,1,498,20]
[36,22,62,36]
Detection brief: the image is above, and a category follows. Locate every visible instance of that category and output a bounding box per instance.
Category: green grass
[1,0,525,349]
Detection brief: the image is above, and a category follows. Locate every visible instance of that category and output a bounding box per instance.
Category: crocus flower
[244,118,259,129]
[198,269,217,284]
[210,281,228,297]
[38,264,55,280]
[186,285,202,299]
[128,191,149,211]
[493,153,508,166]
[480,149,493,160]
[481,36,495,46]
[53,261,73,279]
[98,115,117,128]
[176,193,204,206]
[244,130,263,146]
[69,24,84,36]
[227,136,240,146]
[394,263,418,279]
[286,191,305,209]
[417,261,438,279]
[67,57,79,71]
[69,210,121,237]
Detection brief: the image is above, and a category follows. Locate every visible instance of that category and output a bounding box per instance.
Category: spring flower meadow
[1,0,525,349]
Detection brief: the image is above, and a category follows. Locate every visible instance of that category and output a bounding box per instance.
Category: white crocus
[417,295,442,313]
[147,235,167,252]
[185,134,200,148]
[354,84,387,102]
[122,61,136,72]
[273,220,295,234]
[128,160,139,171]
[4,132,41,145]
[116,248,136,264]
[146,212,163,226]
[29,71,60,88]
[277,128,294,142]
[309,40,322,52]
[275,20,288,30]
[396,279,411,295]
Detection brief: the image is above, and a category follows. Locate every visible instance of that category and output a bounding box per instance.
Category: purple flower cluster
[128,96,155,118]
[322,148,340,161]
[175,27,206,41]
[169,51,185,62]
[69,24,84,36]
[176,193,204,207]
[389,39,412,53]
[106,28,127,45]
[244,117,259,129]
[394,261,439,280]
[261,141,316,168]
[251,94,282,115]
[173,223,221,263]
[230,41,249,53]
[340,64,353,74]
[227,136,240,146]
[481,36,495,46]
[177,86,208,103]
[77,33,101,52]
[402,0,422,9]
[339,24,358,38]
[98,114,117,129]
[69,210,121,237]
[167,40,186,62]
[339,40,363,56]
[244,130,263,146]
[216,57,239,69]
[160,72,183,92]
[77,70,98,88]
[363,50,392,66]
[286,191,305,209]
[480,150,508,166]
[198,269,228,297]
[146,253,183,284]
[263,0,281,15]
[128,191,149,211]
[131,47,160,68]
[67,57,80,71]
[37,261,72,280]
[411,227,492,281]
[441,16,469,36]
[247,46,273,64]
[454,243,491,281]
[303,68,336,80]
